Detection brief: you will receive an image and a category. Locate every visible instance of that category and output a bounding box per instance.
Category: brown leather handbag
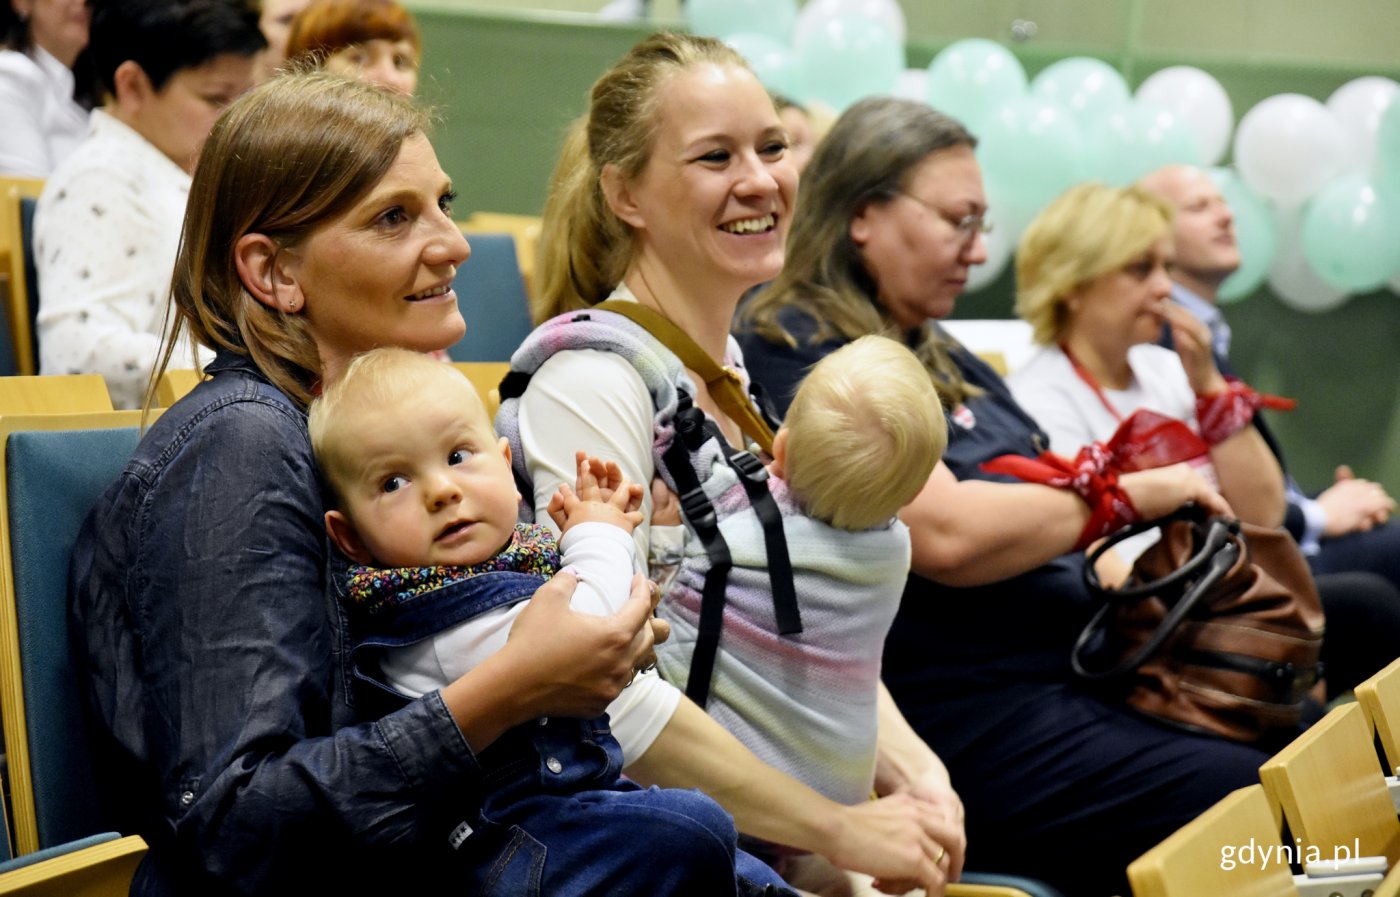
[1071,507,1325,742]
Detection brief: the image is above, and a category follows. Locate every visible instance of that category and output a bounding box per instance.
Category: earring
[286,298,299,312]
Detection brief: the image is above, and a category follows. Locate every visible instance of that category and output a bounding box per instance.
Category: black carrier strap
[662,399,732,708]
[662,393,800,708]
[719,443,801,636]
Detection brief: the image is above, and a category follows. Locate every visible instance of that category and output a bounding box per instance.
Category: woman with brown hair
[70,70,666,895]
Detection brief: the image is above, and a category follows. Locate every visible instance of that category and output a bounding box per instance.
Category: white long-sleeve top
[379,521,676,763]
[0,46,88,178]
[34,109,209,408]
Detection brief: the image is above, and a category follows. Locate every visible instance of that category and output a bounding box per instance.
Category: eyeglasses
[897,192,993,240]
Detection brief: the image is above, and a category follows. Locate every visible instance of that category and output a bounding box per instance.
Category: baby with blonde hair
[775,334,947,531]
[655,335,948,818]
[309,346,794,896]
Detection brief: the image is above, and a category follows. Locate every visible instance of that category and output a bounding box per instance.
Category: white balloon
[794,0,905,46]
[1268,205,1350,313]
[1326,76,1400,175]
[1234,95,1349,205]
[1135,66,1234,166]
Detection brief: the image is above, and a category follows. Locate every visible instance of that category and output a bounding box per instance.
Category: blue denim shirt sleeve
[72,364,484,894]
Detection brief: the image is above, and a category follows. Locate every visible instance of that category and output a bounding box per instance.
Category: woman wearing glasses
[737,97,1265,897]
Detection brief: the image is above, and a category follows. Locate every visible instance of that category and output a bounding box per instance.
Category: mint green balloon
[725,32,803,99]
[687,0,797,43]
[1208,168,1277,304]
[1379,99,1400,194]
[1031,56,1130,131]
[925,38,1027,136]
[795,14,903,111]
[1086,101,1202,186]
[976,96,1084,222]
[1301,174,1400,292]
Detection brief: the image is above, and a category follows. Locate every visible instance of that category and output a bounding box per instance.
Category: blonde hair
[740,96,982,409]
[783,336,946,531]
[151,68,430,411]
[534,31,750,323]
[1016,182,1174,345]
[308,348,487,505]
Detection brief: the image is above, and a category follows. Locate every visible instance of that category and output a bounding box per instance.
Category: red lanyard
[1060,342,1124,423]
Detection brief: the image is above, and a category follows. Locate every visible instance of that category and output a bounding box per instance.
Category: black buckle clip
[679,486,717,530]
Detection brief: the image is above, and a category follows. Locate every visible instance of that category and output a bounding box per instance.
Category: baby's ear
[496,437,521,504]
[767,427,790,480]
[325,510,374,564]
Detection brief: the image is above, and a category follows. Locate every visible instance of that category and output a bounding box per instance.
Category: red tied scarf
[1196,377,1298,446]
[982,409,1214,551]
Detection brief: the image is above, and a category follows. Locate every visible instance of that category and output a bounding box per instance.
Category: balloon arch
[688,0,1400,310]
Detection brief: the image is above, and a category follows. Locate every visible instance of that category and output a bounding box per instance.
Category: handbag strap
[1083,505,1233,600]
[597,300,775,454]
[1072,513,1243,680]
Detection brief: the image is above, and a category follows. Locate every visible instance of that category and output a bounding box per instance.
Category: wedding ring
[934,846,947,865]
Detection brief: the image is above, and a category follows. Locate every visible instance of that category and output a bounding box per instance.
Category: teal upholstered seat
[0,411,148,893]
[448,231,533,363]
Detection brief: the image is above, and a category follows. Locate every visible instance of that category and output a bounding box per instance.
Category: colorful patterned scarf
[345,522,560,618]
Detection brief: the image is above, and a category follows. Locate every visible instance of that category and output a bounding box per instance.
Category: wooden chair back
[1259,702,1400,867]
[1128,785,1298,897]
[154,368,204,407]
[1355,656,1400,775]
[0,179,44,376]
[0,376,112,415]
[452,362,510,418]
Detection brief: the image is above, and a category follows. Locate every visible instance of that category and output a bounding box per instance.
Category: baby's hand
[548,452,645,535]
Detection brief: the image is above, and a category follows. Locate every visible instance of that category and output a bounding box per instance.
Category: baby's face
[338,387,519,568]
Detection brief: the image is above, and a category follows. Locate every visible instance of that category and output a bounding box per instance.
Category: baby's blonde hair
[308,348,487,505]
[783,336,947,531]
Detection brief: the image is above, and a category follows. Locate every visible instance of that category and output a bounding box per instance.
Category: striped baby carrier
[494,302,799,708]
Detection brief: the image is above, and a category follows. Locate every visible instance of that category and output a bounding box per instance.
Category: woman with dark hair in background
[33,0,264,408]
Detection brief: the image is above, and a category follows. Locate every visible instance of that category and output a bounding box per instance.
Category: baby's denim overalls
[348,566,792,896]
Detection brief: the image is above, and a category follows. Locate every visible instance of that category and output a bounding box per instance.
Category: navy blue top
[737,309,1099,754]
[69,351,486,895]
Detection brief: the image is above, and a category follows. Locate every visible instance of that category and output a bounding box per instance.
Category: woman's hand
[824,794,963,895]
[1163,302,1226,395]
[446,572,667,749]
[1120,462,1232,520]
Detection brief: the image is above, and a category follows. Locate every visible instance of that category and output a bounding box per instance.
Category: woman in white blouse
[1007,181,1285,528]
[33,0,263,408]
[0,0,92,177]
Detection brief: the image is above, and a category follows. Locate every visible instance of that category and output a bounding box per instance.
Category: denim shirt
[69,351,486,895]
